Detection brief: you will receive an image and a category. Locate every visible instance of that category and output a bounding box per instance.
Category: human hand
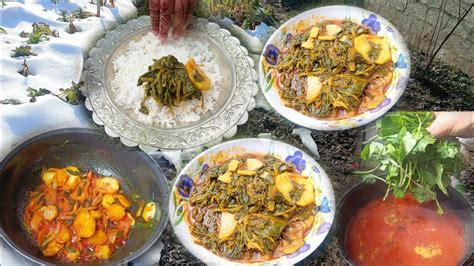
[427,112,474,138]
[149,0,197,42]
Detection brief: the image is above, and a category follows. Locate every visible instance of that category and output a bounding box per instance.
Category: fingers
[427,118,447,138]
[173,0,197,38]
[149,0,161,36]
[172,0,187,38]
[159,0,174,42]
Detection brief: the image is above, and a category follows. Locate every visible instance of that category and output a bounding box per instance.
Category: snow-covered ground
[0,1,136,264]
[0,0,137,160]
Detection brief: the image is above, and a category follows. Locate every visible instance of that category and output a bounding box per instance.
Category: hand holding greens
[356,112,462,214]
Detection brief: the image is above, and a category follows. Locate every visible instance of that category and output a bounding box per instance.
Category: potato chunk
[275,172,294,202]
[282,237,305,254]
[95,245,112,259]
[309,27,320,38]
[306,76,323,103]
[227,160,240,172]
[42,240,64,256]
[64,246,80,261]
[55,224,71,244]
[294,176,315,207]
[101,194,115,209]
[96,177,119,194]
[88,230,107,247]
[246,158,264,171]
[326,24,342,36]
[40,205,58,221]
[301,39,314,49]
[217,172,233,184]
[30,211,43,231]
[236,170,256,176]
[73,209,96,238]
[116,194,131,208]
[218,212,237,240]
[107,204,126,221]
[63,174,80,191]
[354,34,391,64]
[142,202,156,222]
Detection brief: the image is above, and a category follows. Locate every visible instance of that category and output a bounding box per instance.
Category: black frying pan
[0,128,169,265]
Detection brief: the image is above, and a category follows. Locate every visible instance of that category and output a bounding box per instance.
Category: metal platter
[84,16,257,151]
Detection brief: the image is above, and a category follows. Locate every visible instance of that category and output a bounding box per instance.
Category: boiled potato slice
[55,170,68,187]
[127,212,135,226]
[101,194,115,209]
[95,245,112,259]
[217,172,233,184]
[318,35,336,41]
[227,160,240,172]
[294,176,315,207]
[236,170,256,176]
[282,237,305,254]
[275,172,294,202]
[309,27,320,38]
[30,211,43,231]
[41,169,56,187]
[246,158,264,171]
[42,240,64,256]
[55,225,71,244]
[301,39,314,49]
[185,58,212,91]
[63,174,80,191]
[107,204,126,221]
[326,24,342,36]
[116,194,131,208]
[88,230,107,246]
[354,34,391,64]
[40,205,58,221]
[96,177,120,194]
[218,212,237,240]
[142,202,156,222]
[73,209,96,238]
[64,246,80,261]
[306,76,323,103]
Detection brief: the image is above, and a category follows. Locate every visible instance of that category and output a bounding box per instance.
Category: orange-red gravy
[346,194,465,266]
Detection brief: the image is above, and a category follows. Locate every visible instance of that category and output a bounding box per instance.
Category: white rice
[110,32,222,127]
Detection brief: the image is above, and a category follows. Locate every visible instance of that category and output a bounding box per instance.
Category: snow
[0,0,137,160]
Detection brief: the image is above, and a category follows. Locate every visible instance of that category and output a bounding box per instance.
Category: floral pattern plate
[169,138,335,265]
[259,5,410,130]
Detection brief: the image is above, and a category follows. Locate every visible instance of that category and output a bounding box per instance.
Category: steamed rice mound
[111,32,222,127]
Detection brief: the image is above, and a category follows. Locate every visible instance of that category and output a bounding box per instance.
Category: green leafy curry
[188,154,316,261]
[276,20,393,119]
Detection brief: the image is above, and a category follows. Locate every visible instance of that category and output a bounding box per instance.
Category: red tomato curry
[346,194,465,266]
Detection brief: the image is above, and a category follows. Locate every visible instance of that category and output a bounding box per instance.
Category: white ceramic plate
[259,5,410,130]
[169,138,335,265]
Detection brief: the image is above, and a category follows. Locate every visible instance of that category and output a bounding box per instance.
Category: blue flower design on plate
[312,165,320,173]
[201,163,209,173]
[286,243,310,258]
[263,44,280,66]
[285,151,306,172]
[176,174,194,198]
[319,196,330,213]
[387,26,394,33]
[285,33,293,44]
[316,222,332,235]
[362,14,381,33]
[395,54,407,69]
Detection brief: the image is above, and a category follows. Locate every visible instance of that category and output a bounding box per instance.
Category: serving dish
[259,5,410,130]
[85,16,257,151]
[0,128,169,264]
[336,181,473,265]
[169,138,335,264]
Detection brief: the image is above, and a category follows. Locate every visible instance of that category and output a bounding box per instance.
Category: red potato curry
[23,166,156,263]
[276,19,393,119]
[346,194,465,266]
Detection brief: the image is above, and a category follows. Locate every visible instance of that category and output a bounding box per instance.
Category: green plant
[11,45,37,58]
[54,81,84,105]
[356,112,462,214]
[71,7,94,19]
[57,9,69,22]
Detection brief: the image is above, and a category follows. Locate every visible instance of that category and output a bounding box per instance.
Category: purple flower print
[285,151,306,172]
[263,44,280,66]
[176,175,194,198]
[362,14,381,33]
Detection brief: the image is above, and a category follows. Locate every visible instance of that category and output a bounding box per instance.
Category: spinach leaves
[357,112,462,214]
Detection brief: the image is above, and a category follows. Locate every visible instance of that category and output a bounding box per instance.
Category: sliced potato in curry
[218,212,238,240]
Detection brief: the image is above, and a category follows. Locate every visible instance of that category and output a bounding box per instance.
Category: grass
[11,45,37,58]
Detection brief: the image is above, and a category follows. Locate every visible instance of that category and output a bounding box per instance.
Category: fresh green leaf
[393,186,405,198]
